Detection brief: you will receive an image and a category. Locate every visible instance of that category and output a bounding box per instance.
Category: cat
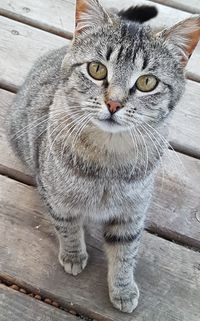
[8,0,200,313]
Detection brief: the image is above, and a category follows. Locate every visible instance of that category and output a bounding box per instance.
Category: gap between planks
[0,8,73,40]
[0,279,95,321]
[0,275,109,321]
[1,187,200,321]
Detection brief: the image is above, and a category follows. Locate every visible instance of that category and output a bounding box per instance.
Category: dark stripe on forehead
[117,45,124,61]
[132,49,137,63]
[121,24,128,39]
[106,46,113,61]
[125,47,132,61]
[142,55,149,70]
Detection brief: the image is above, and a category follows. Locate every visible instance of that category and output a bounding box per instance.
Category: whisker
[143,121,185,172]
[47,113,87,162]
[139,123,165,192]
[72,114,92,147]
[60,114,90,161]
[135,126,149,179]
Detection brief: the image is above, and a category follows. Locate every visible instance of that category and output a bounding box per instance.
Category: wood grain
[148,151,200,248]
[0,1,200,82]
[0,0,191,35]
[149,0,200,14]
[0,89,34,184]
[0,284,79,321]
[0,0,73,39]
[169,79,200,158]
[0,174,200,321]
[0,16,67,90]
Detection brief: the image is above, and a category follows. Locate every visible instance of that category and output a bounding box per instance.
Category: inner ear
[157,15,200,66]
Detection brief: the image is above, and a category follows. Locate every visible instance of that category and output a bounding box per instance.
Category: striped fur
[7,0,200,314]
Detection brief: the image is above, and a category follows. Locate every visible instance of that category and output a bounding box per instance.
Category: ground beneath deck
[0,1,200,321]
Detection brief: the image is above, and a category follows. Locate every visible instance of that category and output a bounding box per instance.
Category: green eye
[136,75,158,92]
[88,62,107,80]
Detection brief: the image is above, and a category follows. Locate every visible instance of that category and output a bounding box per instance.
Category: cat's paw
[59,251,88,276]
[109,282,139,313]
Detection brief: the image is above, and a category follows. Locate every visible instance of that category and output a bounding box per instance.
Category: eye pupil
[145,78,149,85]
[96,64,100,72]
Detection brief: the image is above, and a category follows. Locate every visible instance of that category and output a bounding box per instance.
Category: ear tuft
[158,15,200,65]
[75,0,111,35]
[118,5,158,24]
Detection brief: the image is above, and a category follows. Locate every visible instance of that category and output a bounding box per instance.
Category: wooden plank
[0,0,191,35]
[148,151,200,248]
[169,79,200,158]
[0,174,200,321]
[149,0,200,14]
[0,284,79,321]
[0,89,34,185]
[0,16,67,90]
[0,1,200,82]
[0,0,73,39]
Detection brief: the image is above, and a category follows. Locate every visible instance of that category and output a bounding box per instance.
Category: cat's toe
[63,260,87,276]
[59,252,88,276]
[109,282,139,313]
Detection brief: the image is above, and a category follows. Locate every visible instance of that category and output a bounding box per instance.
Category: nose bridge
[106,84,126,102]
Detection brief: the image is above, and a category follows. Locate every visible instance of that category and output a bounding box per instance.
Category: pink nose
[106,100,122,114]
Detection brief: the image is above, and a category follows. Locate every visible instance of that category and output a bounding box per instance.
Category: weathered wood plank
[0,0,73,39]
[149,0,200,14]
[0,89,34,185]
[0,174,200,321]
[148,151,200,248]
[0,284,79,321]
[0,1,200,82]
[169,79,200,158]
[0,0,192,35]
[0,16,67,91]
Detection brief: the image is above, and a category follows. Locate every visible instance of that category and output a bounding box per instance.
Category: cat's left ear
[74,0,112,36]
[157,15,200,66]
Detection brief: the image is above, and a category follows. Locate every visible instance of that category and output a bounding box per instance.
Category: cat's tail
[118,5,158,23]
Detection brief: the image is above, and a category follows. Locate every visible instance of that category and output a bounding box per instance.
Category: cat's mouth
[93,116,125,133]
[102,117,118,125]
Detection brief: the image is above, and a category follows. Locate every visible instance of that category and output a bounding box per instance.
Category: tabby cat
[8,0,200,313]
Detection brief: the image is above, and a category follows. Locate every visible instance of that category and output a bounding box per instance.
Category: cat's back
[8,46,68,171]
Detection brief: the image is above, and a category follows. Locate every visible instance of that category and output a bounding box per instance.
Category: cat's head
[61,0,200,134]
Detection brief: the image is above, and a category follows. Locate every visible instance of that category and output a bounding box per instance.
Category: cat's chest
[41,151,154,219]
[47,166,151,220]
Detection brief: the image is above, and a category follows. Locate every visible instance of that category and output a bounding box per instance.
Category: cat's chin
[92,118,127,134]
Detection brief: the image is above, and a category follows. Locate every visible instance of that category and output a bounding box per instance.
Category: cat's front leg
[53,215,88,276]
[104,217,144,313]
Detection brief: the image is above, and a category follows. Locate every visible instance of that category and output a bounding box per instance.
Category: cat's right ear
[74,0,112,37]
[157,15,200,66]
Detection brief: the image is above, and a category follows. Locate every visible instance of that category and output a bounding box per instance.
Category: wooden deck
[0,1,200,320]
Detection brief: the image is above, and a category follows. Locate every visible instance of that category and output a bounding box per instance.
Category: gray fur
[8,0,195,313]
